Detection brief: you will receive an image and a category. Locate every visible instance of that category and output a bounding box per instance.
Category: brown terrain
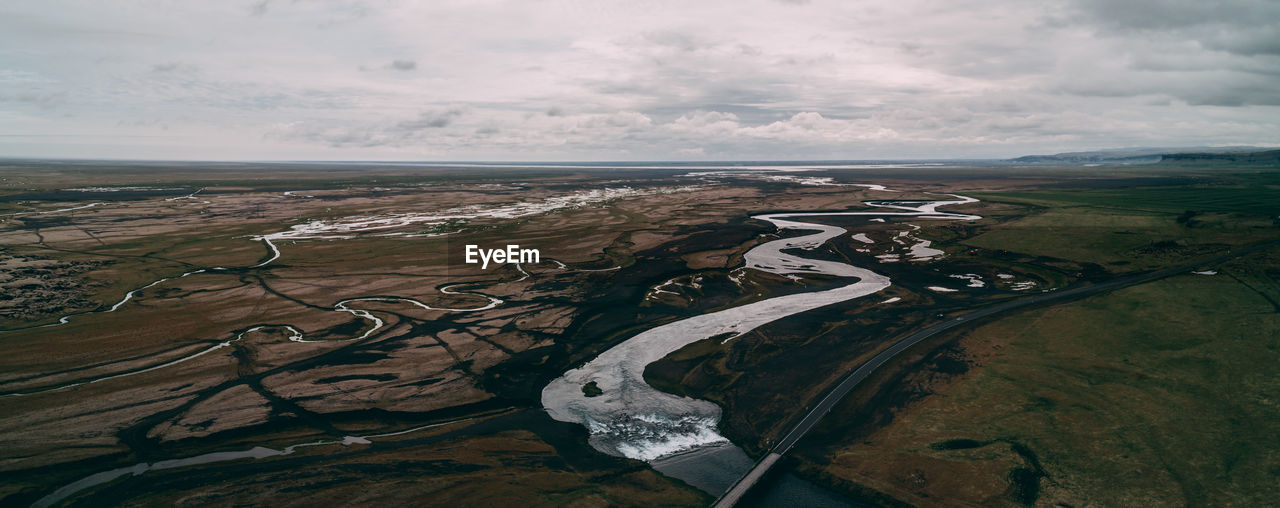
[3,162,968,506]
[5,160,1275,507]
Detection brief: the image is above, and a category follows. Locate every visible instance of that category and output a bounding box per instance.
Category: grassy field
[794,243,1280,506]
[784,177,1280,506]
[990,172,1280,216]
[966,188,1279,270]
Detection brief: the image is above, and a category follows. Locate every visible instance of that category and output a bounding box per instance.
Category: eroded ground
[2,160,1277,506]
[2,162,959,505]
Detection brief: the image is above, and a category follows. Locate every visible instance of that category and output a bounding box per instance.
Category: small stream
[30,418,474,508]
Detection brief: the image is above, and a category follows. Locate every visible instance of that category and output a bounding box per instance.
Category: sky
[1,0,1278,161]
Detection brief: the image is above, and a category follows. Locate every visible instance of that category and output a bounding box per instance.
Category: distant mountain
[1009,146,1269,164]
[1158,149,1280,164]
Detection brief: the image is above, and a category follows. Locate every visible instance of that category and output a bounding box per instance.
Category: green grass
[967,188,1280,268]
[801,250,1280,506]
[987,184,1280,217]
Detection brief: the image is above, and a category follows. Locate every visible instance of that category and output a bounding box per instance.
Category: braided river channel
[541,194,980,495]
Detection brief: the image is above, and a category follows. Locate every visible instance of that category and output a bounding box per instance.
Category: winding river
[18,185,980,504]
[540,193,980,491]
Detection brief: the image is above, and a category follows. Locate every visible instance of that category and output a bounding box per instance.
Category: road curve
[712,238,1280,508]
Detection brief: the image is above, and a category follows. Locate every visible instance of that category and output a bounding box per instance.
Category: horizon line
[1,145,1272,166]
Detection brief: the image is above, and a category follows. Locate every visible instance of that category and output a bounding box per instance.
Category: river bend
[541,194,980,462]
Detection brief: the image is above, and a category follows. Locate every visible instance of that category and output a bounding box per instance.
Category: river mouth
[540,191,980,494]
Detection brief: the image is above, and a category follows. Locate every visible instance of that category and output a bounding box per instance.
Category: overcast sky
[1,0,1277,161]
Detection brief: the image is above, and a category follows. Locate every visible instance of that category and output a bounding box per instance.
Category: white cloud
[0,0,1276,160]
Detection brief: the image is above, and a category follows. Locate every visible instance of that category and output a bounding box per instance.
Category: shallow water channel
[541,194,980,496]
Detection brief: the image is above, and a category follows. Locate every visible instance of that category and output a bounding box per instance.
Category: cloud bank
[1,0,1277,160]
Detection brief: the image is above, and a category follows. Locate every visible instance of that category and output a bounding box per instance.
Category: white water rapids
[540,194,980,461]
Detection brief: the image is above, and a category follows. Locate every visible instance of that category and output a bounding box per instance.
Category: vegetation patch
[795,252,1280,506]
[929,438,986,451]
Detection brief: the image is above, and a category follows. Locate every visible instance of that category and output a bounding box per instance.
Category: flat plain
[1,157,1277,506]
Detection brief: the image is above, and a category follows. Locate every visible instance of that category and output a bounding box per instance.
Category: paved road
[712,239,1280,507]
